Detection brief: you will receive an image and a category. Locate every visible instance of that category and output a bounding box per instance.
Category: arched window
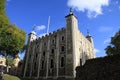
[51,49,54,54]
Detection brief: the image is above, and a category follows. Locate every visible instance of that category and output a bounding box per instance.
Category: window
[52,39,54,43]
[61,46,65,51]
[43,51,45,56]
[62,36,64,41]
[51,49,54,54]
[34,62,36,69]
[44,42,46,46]
[36,53,38,58]
[61,57,64,67]
[50,59,54,68]
[41,60,44,69]
[29,54,31,58]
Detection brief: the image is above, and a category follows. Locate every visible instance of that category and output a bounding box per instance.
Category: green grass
[2,74,21,80]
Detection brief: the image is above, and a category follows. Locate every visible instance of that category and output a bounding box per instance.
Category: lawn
[2,74,21,80]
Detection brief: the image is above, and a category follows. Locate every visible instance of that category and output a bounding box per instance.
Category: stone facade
[23,11,95,80]
[0,57,6,73]
[13,54,20,67]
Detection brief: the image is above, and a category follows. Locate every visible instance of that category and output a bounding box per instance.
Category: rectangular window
[41,60,44,69]
[43,51,45,56]
[50,59,54,68]
[52,39,54,43]
[36,53,38,58]
[62,36,64,41]
[34,62,36,70]
[44,42,46,46]
[61,57,64,67]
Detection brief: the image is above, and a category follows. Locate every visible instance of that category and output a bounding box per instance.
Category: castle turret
[86,29,94,45]
[28,31,37,42]
[86,29,95,58]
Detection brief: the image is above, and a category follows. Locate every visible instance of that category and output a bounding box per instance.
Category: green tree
[0,0,26,58]
[105,29,120,56]
[0,0,9,25]
[0,24,26,57]
[6,58,14,66]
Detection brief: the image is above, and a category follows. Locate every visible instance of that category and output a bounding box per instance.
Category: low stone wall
[76,54,120,80]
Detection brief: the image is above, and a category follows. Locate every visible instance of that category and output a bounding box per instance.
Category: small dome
[30,31,36,35]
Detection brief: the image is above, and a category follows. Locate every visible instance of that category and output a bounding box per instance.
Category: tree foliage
[6,58,14,66]
[0,0,9,25]
[105,29,120,56]
[0,0,26,57]
[0,25,26,57]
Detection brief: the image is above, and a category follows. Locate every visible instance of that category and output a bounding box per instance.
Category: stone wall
[76,54,120,80]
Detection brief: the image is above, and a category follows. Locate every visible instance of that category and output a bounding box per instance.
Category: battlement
[31,27,66,42]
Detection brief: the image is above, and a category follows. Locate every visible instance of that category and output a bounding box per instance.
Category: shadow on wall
[76,54,120,80]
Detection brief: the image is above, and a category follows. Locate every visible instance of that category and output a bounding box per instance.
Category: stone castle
[23,10,95,80]
[0,54,20,74]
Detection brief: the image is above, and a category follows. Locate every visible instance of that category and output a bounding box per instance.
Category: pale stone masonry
[0,57,6,67]
[23,11,95,80]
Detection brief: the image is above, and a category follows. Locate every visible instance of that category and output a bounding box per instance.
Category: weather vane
[69,7,73,14]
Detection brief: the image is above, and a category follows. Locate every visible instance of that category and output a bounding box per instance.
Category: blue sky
[5,0,120,59]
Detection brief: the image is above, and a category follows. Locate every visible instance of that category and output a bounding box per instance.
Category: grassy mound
[2,74,21,80]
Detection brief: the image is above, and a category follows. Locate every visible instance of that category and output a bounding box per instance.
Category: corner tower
[23,30,37,77]
[86,30,95,58]
[65,9,78,79]
[86,29,94,45]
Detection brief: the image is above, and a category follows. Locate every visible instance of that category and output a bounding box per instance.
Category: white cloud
[35,25,46,31]
[98,27,113,32]
[104,38,110,44]
[67,0,109,18]
[94,48,100,53]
